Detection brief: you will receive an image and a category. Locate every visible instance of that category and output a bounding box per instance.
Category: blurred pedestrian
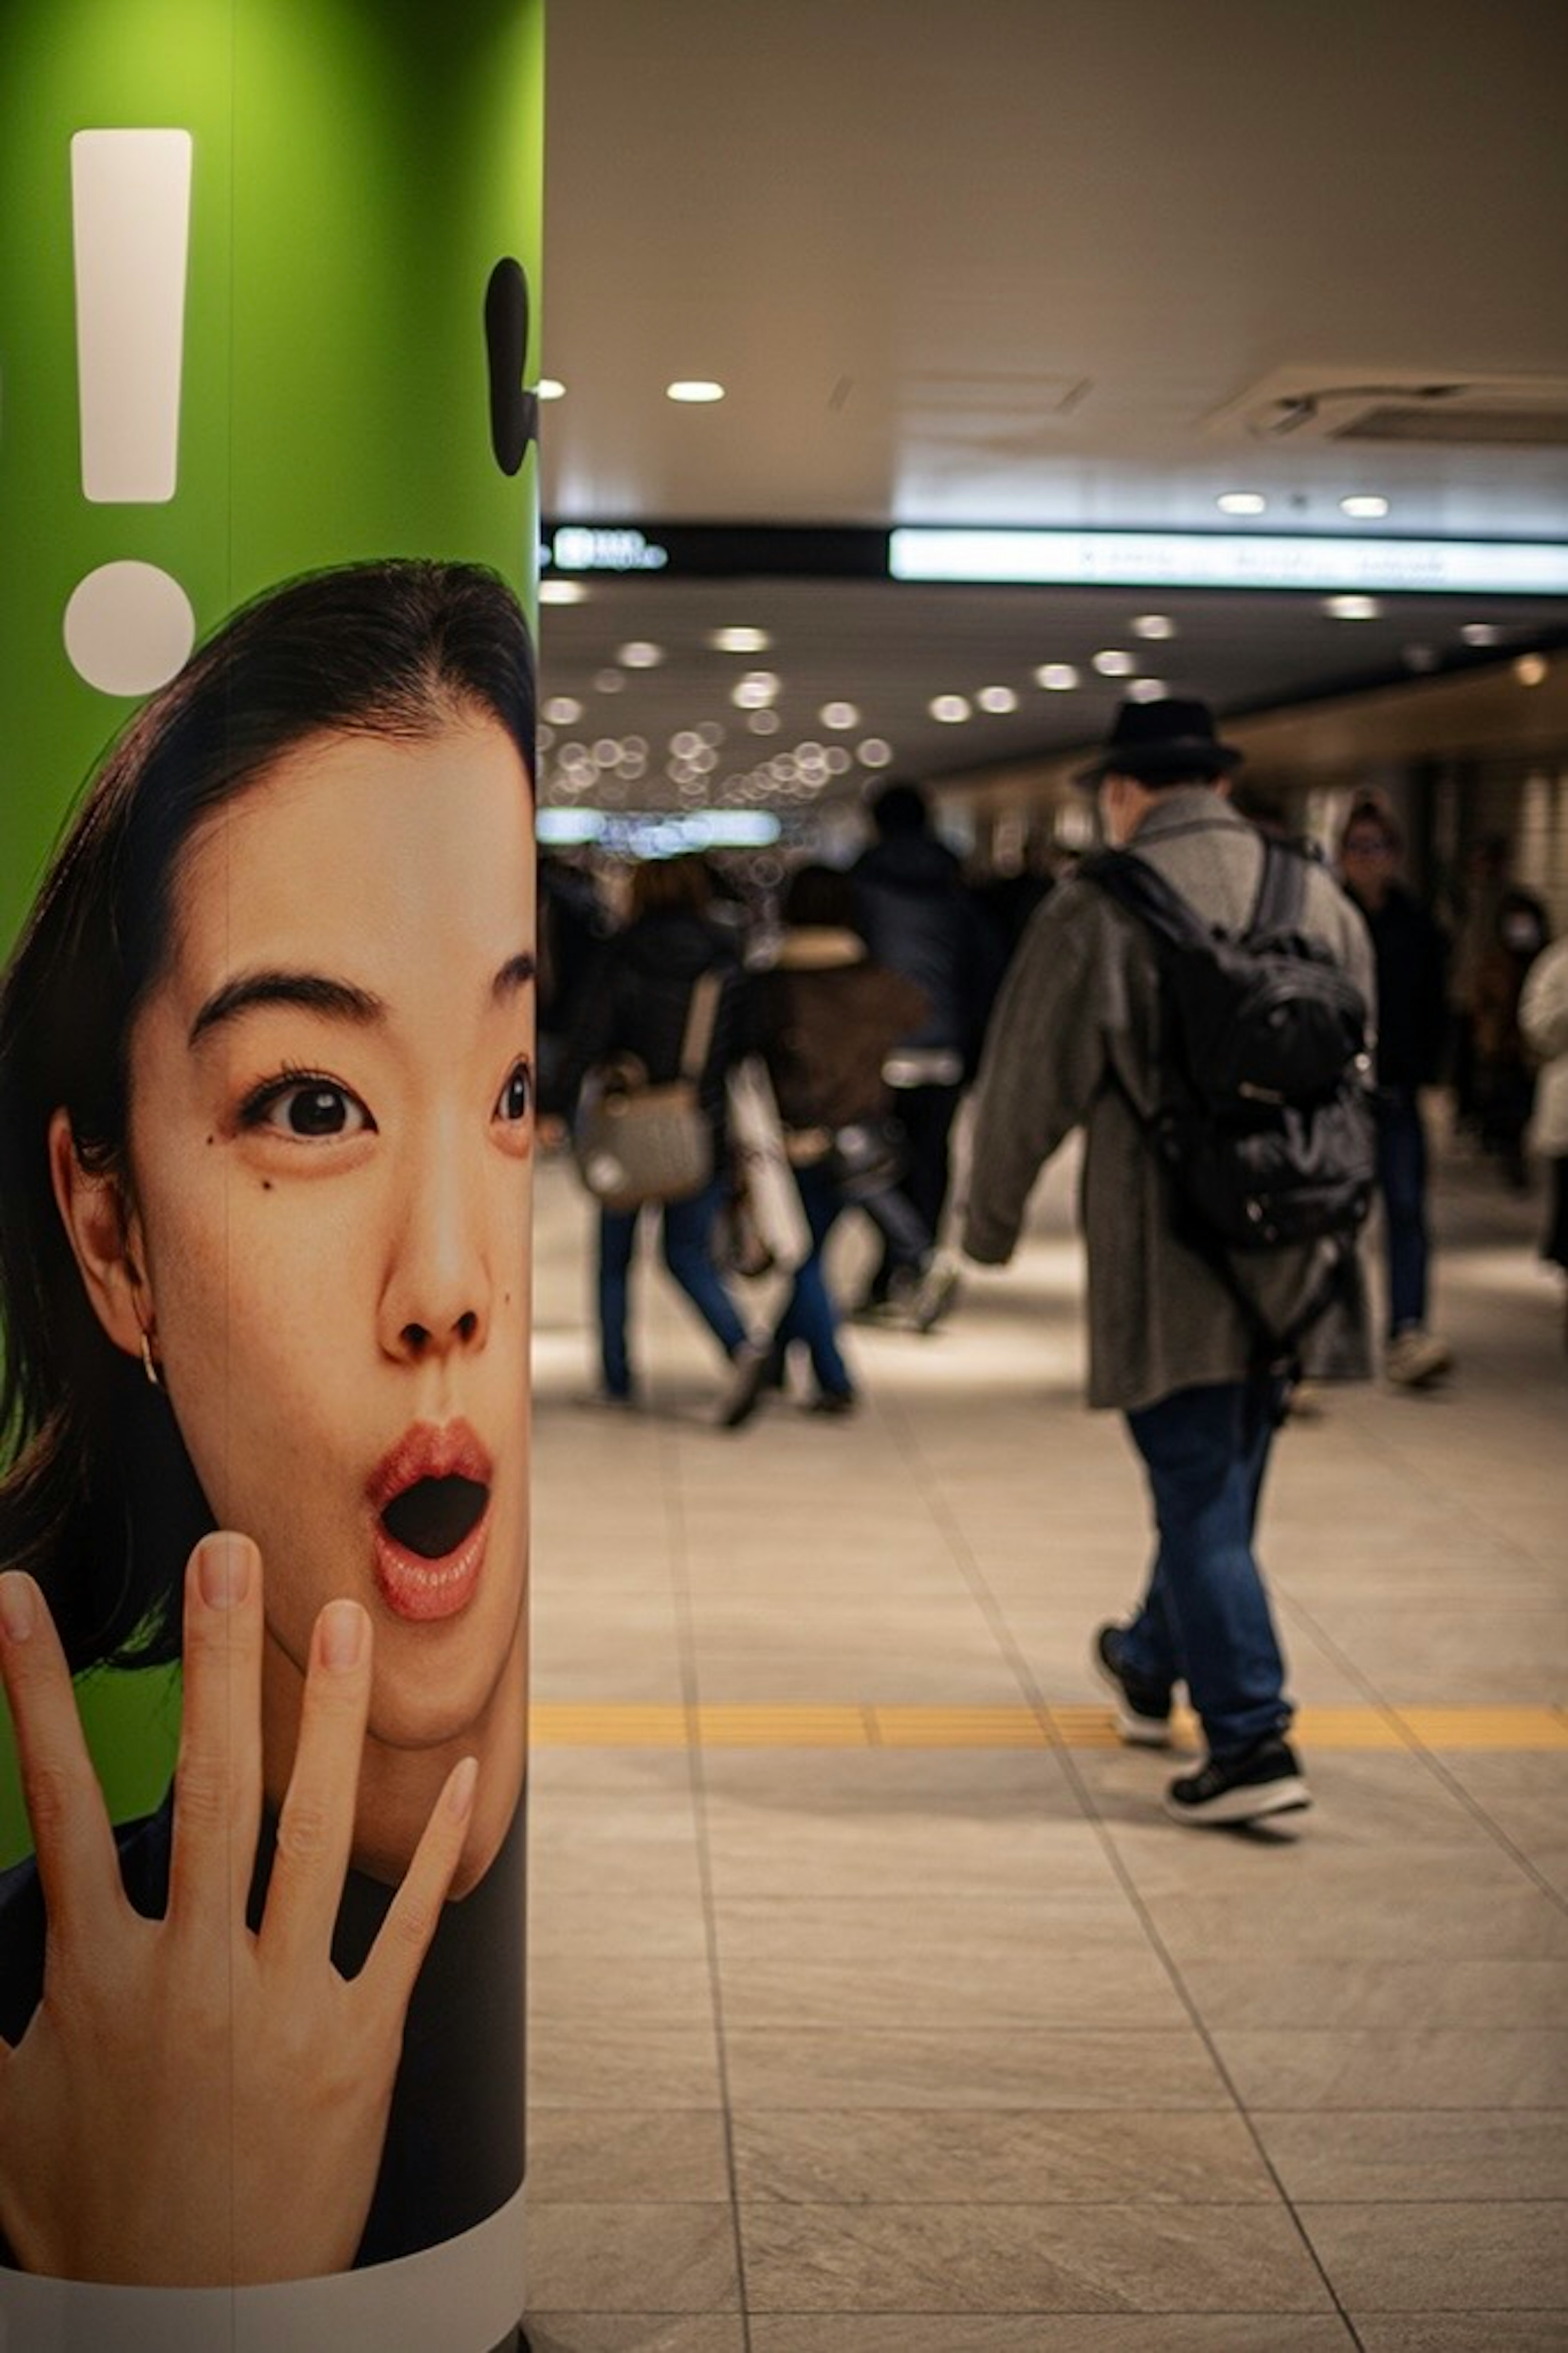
[852,781,1000,1306]
[549,855,770,1424]
[1336,794,1454,1387]
[1520,932,1568,1345]
[753,866,953,1413]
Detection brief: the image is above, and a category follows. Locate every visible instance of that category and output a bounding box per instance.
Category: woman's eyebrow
[189,970,385,1045]
[492,952,537,1002]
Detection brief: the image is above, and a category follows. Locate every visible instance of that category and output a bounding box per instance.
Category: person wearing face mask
[1335,794,1454,1388]
[962,699,1373,1829]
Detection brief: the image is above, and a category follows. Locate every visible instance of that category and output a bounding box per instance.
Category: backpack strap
[677,971,724,1082]
[1076,848,1210,953]
[1247,834,1310,938]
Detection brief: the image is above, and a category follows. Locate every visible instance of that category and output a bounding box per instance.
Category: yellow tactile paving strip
[530,1702,1568,1752]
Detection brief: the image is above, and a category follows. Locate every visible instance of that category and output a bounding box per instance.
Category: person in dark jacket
[851,781,1000,1305]
[550,855,768,1423]
[1337,794,1454,1387]
[753,866,947,1410]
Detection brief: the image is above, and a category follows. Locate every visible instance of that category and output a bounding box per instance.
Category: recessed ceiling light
[1514,652,1549,686]
[1092,649,1135,676]
[977,686,1019,714]
[616,641,664,667]
[1402,644,1439,673]
[1217,492,1267,516]
[594,668,625,693]
[819,700,860,729]
[1325,594,1381,621]
[1127,678,1167,702]
[929,695,972,723]
[537,378,566,402]
[542,696,583,725]
[1034,663,1080,691]
[857,737,893,767]
[538,579,587,606]
[732,670,780,708]
[666,379,725,403]
[710,626,771,654]
[747,708,782,735]
[1340,494,1390,519]
[1130,614,1176,640]
[1461,622,1501,647]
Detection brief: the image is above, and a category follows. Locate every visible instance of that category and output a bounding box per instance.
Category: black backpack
[1081,832,1376,1360]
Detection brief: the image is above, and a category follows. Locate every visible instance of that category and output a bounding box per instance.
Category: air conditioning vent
[1334,403,1568,447]
[1205,368,1568,448]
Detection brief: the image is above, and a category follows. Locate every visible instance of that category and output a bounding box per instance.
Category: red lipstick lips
[368,1420,493,1622]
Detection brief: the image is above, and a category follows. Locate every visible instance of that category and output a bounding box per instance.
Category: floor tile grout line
[659,1415,757,2349]
[878,1385,1372,2352]
[1273,1587,1568,1915]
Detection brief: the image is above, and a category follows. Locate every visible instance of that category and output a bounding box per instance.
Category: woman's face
[120,715,534,1792]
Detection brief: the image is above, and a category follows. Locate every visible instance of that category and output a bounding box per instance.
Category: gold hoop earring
[139,1329,163,1391]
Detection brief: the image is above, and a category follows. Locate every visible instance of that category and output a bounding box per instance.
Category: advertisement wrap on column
[0,5,542,2345]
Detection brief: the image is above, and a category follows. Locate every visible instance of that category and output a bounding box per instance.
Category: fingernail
[445,1754,479,1821]
[198,1534,251,1611]
[320,1599,367,1672]
[0,1573,36,1643]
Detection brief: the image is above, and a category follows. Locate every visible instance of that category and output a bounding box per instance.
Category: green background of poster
[0,0,543,1859]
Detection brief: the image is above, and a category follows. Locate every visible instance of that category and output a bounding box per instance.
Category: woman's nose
[380,1136,491,1363]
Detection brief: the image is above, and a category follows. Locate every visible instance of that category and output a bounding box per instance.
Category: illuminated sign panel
[889,528,1568,595]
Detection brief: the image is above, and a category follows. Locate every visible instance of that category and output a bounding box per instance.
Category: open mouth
[368,1422,494,1622]
[380,1474,489,1560]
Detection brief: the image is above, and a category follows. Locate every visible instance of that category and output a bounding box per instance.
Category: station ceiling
[536,0,1568,818]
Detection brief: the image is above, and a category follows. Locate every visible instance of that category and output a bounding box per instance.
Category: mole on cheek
[261,1180,273,1191]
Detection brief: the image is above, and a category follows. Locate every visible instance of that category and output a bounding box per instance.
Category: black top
[0,1789,526,2275]
[1345,882,1450,1090]
[851,832,1000,1068]
[546,908,753,1139]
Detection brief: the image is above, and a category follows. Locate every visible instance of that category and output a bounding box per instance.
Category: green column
[1,2,541,2335]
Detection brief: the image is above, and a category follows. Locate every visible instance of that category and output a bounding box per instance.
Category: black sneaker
[1093,1623,1173,1747]
[1164,1736,1311,1828]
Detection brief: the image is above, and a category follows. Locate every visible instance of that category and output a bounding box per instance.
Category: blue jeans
[1376,1086,1430,1336]
[1119,1379,1291,1757]
[597,1179,749,1396]
[772,1162,853,1397]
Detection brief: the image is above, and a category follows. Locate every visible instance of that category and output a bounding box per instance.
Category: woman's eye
[495,1059,533,1125]
[243,1079,372,1140]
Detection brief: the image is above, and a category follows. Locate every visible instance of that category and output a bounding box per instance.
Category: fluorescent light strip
[889,528,1568,596]
[537,810,781,849]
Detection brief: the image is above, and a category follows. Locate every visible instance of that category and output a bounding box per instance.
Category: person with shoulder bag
[548,855,771,1426]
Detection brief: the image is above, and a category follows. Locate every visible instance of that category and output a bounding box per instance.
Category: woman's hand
[0,1533,476,2286]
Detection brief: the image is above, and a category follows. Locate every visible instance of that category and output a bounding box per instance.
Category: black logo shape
[486,258,537,477]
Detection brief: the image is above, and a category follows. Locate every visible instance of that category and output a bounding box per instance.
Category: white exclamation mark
[63,128,198,697]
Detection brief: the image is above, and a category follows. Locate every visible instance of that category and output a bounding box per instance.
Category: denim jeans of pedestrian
[597,1179,749,1397]
[772,1161,853,1398]
[1119,1378,1291,1758]
[1376,1085,1430,1336]
[868,1080,960,1299]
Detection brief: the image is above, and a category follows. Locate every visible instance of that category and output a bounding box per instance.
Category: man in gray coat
[963,699,1373,1827]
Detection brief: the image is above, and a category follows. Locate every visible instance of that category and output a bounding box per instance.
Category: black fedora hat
[1076,696,1243,787]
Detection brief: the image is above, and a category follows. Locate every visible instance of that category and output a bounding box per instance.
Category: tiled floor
[522,1129,1568,2353]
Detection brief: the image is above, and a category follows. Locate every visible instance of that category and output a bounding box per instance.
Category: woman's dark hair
[628,853,711,922]
[782,862,860,934]
[0,557,535,1671]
